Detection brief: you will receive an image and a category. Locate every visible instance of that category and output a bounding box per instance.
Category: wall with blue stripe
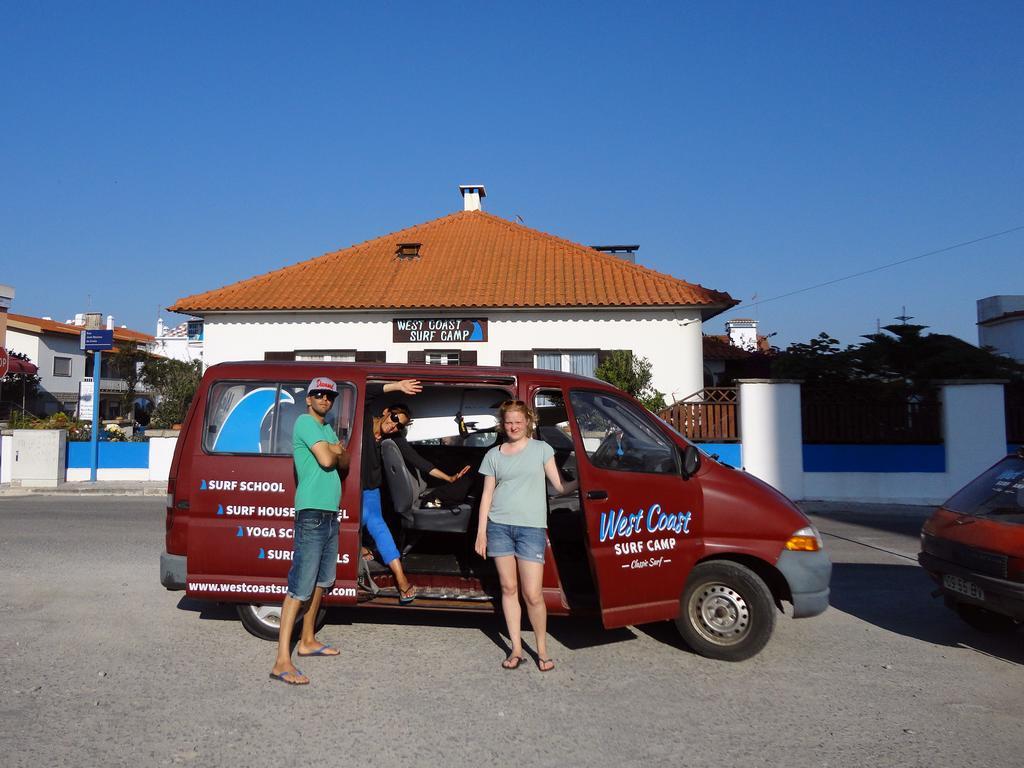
[803,444,945,473]
[66,442,149,469]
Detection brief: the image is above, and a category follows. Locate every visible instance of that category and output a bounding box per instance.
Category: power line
[728,224,1024,313]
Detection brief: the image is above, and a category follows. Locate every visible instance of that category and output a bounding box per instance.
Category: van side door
[566,389,703,629]
[185,379,359,606]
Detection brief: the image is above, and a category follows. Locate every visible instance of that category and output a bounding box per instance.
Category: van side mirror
[681,444,701,479]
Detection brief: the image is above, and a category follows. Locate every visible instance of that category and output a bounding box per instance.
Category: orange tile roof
[7,313,154,344]
[169,210,736,316]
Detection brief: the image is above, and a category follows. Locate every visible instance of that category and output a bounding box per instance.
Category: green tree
[108,341,150,419]
[771,325,1024,391]
[595,350,667,411]
[142,358,203,427]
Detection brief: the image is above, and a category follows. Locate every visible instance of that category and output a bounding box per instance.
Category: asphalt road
[1,495,1022,768]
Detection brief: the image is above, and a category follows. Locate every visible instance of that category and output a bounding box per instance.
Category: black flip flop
[502,655,525,670]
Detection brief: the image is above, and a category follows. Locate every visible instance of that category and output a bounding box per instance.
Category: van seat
[380,440,471,550]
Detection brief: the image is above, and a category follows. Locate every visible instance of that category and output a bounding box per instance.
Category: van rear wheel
[237,603,327,641]
[675,561,776,662]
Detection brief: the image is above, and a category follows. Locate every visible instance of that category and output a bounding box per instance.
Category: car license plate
[943,574,985,601]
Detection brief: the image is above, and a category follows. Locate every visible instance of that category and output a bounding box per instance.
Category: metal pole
[90,350,101,482]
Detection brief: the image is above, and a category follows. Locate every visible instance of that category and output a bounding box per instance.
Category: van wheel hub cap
[689,583,749,644]
[252,605,282,628]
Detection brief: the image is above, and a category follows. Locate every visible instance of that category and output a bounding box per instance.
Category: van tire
[237,603,327,641]
[675,561,776,661]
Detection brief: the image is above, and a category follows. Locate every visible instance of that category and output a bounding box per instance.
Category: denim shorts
[286,509,339,601]
[486,521,547,563]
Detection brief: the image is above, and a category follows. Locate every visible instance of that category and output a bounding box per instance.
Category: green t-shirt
[479,438,555,528]
[293,413,341,511]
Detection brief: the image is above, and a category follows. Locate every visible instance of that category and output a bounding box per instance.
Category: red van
[919,450,1024,633]
[160,361,830,661]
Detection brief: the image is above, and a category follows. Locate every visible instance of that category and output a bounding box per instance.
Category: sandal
[360,547,375,562]
[502,655,525,670]
[537,658,555,672]
[398,584,418,605]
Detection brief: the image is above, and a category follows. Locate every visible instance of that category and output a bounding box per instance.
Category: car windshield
[943,455,1024,523]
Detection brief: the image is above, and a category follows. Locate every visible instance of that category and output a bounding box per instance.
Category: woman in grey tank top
[475,400,577,671]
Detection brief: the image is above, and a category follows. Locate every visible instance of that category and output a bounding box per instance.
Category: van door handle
[586,489,608,500]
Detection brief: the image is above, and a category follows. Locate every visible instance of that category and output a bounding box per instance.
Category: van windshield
[944,455,1024,524]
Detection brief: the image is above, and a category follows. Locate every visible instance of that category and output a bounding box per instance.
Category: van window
[203,381,355,455]
[398,385,505,448]
[570,390,678,474]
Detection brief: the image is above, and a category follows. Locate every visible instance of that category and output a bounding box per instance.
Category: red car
[919,449,1024,633]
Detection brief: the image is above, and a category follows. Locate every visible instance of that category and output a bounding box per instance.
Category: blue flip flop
[269,669,307,685]
[398,585,417,605]
[297,645,339,657]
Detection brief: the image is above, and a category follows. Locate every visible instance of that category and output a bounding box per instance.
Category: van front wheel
[675,561,776,661]
[237,603,327,641]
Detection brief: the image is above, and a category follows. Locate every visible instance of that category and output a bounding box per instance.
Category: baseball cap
[307,377,339,396]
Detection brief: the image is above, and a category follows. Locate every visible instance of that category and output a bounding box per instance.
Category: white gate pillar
[738,379,804,499]
[940,380,1007,496]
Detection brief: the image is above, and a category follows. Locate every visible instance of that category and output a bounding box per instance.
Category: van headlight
[785,526,823,552]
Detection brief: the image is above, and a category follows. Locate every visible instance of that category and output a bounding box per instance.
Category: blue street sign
[82,329,114,351]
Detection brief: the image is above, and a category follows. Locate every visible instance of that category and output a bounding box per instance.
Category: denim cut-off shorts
[286,509,339,601]
[486,521,547,563]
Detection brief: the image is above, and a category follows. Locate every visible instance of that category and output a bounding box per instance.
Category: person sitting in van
[361,379,465,602]
[383,423,473,509]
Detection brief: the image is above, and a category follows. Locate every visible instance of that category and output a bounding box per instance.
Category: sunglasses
[386,412,407,424]
[310,391,337,401]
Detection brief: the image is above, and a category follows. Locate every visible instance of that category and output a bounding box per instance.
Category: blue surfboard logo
[212,388,295,453]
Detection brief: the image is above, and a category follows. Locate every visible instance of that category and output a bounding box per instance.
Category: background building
[5,312,154,418]
[170,186,736,399]
[978,295,1024,363]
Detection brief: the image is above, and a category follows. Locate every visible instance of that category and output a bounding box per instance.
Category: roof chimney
[725,318,758,352]
[459,184,486,212]
[591,245,639,264]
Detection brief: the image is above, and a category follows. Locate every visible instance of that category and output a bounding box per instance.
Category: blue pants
[362,488,401,565]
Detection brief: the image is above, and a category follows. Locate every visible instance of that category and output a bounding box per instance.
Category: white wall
[0,435,11,483]
[740,380,1009,505]
[4,328,42,375]
[978,321,1024,364]
[201,308,706,401]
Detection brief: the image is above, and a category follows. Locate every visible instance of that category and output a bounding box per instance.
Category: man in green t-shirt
[270,376,349,686]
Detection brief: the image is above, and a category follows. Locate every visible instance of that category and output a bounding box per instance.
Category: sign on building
[392,318,488,344]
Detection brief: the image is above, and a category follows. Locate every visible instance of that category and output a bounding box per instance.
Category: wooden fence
[658,388,739,442]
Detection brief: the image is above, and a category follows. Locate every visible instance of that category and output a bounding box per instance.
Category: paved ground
[1,495,1021,768]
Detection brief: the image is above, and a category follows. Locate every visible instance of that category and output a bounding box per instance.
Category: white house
[5,312,155,418]
[153,318,204,364]
[169,186,737,397]
[978,295,1024,363]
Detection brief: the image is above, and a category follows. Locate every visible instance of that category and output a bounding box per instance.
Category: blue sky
[2,2,1021,350]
